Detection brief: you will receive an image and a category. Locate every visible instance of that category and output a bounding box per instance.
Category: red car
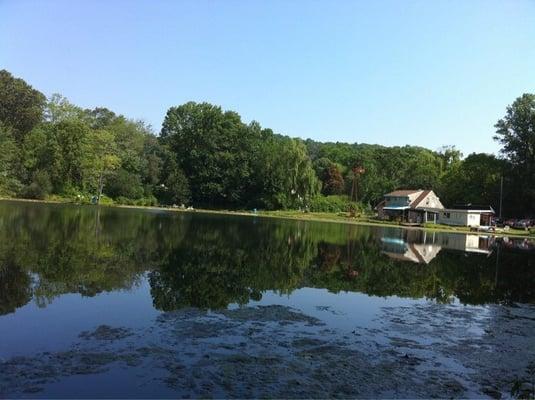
[504,219,516,227]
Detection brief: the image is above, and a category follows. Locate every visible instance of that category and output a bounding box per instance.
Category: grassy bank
[256,210,535,238]
[1,196,534,239]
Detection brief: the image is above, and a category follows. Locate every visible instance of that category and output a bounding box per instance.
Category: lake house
[377,189,495,228]
[376,189,444,223]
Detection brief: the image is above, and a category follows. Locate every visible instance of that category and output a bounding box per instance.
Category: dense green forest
[0,69,533,216]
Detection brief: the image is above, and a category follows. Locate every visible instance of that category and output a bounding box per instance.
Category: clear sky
[1,0,534,155]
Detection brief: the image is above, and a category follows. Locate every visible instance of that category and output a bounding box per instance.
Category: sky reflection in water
[1,200,533,356]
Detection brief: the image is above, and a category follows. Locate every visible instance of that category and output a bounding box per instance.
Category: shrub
[115,196,134,205]
[114,196,158,207]
[154,168,190,206]
[47,194,72,203]
[135,196,158,207]
[98,195,114,205]
[20,183,44,200]
[0,176,23,197]
[106,170,144,200]
[70,193,92,204]
[19,170,52,200]
[309,195,362,213]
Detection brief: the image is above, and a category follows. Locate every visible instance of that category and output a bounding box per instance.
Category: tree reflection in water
[0,200,533,316]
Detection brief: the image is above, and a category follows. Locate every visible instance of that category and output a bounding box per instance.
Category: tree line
[0,69,533,216]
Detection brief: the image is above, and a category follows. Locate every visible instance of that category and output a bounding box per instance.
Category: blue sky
[1,0,534,154]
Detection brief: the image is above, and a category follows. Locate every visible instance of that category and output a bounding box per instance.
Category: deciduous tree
[0,70,46,142]
[494,93,535,215]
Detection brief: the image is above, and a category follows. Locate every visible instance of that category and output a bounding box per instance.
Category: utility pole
[97,172,104,205]
[349,166,365,216]
[350,166,365,202]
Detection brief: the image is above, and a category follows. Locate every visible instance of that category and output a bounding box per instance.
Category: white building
[437,205,495,227]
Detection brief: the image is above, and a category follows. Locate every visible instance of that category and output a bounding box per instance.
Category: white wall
[422,193,444,209]
[438,211,481,226]
[466,213,481,227]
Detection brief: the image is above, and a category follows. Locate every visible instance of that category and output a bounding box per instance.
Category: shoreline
[1,197,533,239]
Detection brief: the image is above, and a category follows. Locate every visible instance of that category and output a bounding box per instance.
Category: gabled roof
[411,190,432,209]
[384,189,421,197]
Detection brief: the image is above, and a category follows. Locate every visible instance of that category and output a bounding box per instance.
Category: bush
[19,170,52,200]
[114,196,158,207]
[98,195,114,205]
[46,194,73,203]
[70,193,92,204]
[20,183,45,200]
[154,168,190,206]
[106,170,144,200]
[309,195,362,213]
[115,196,134,205]
[0,177,23,197]
[134,196,158,207]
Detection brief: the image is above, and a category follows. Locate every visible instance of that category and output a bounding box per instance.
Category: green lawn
[2,197,534,239]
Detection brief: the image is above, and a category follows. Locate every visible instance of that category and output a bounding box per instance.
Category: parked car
[493,218,504,227]
[513,219,531,229]
[504,219,516,228]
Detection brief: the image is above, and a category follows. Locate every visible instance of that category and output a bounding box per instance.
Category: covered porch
[382,206,439,224]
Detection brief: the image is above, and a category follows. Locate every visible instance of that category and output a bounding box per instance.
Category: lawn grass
[2,196,534,239]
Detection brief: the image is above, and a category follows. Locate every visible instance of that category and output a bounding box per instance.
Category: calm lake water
[0,200,534,398]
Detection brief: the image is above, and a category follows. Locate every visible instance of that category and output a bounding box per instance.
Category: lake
[0,200,534,398]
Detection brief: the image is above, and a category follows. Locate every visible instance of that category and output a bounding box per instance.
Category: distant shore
[1,197,533,239]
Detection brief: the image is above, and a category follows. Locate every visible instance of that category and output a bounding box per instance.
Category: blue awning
[381,237,406,245]
[383,206,409,210]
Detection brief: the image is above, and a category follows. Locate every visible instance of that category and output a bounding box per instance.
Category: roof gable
[411,190,432,209]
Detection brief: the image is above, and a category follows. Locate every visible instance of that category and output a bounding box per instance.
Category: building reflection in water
[380,229,495,264]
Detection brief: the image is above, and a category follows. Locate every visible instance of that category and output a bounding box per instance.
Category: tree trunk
[97,172,103,204]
